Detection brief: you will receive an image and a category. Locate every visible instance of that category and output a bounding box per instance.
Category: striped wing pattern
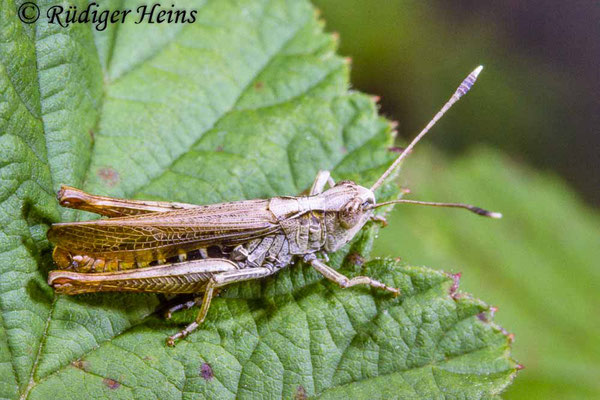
[48,199,281,265]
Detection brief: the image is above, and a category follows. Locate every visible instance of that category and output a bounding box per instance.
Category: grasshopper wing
[48,199,280,270]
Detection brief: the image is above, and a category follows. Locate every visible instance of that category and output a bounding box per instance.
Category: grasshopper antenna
[367,199,502,219]
[370,65,484,192]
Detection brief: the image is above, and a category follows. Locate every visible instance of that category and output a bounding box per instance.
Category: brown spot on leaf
[254,81,264,90]
[215,145,223,152]
[295,385,307,400]
[71,359,89,371]
[516,363,525,370]
[88,129,95,141]
[97,167,119,187]
[200,362,213,381]
[476,312,488,322]
[103,378,121,389]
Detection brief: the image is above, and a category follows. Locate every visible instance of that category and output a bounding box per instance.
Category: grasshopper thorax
[268,180,376,255]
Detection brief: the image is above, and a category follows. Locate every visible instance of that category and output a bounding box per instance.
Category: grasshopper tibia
[166,267,274,346]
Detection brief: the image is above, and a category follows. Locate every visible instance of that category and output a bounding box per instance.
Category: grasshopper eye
[339,199,363,229]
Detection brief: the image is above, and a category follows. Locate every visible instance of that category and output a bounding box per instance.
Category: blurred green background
[313,1,599,398]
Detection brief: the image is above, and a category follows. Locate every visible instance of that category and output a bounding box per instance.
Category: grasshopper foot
[372,280,400,297]
[167,322,200,347]
[352,278,399,297]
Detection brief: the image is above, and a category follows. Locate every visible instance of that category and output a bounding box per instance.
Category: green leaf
[374,147,600,399]
[0,0,516,398]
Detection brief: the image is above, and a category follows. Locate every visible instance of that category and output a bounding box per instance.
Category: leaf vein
[131,16,313,199]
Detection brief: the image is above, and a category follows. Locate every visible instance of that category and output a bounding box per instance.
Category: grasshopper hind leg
[56,185,198,217]
[167,267,275,346]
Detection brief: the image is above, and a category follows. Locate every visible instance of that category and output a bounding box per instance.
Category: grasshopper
[48,66,500,346]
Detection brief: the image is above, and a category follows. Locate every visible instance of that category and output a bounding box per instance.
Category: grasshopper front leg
[167,267,275,346]
[305,254,399,296]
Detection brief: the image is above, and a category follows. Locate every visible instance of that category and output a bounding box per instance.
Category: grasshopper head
[334,181,376,229]
[320,181,376,252]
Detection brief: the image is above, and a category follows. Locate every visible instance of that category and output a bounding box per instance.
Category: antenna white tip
[369,65,485,192]
[488,211,503,219]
